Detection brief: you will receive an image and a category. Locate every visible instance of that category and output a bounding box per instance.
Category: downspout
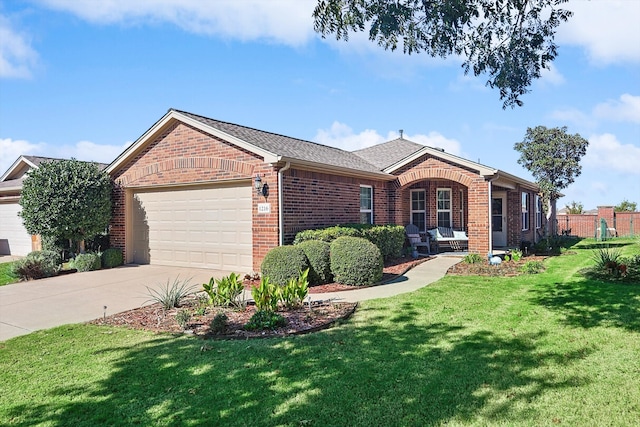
[278,161,291,246]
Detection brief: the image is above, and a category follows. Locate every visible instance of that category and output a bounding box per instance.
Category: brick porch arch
[392,167,491,255]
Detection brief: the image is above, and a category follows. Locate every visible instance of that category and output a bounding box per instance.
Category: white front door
[492,192,507,247]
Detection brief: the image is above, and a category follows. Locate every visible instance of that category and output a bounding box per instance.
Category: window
[360,185,373,224]
[459,189,465,230]
[410,189,426,231]
[437,188,452,228]
[522,192,530,231]
[535,195,542,229]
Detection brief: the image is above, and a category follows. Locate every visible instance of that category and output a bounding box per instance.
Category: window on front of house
[437,188,452,228]
[410,189,426,231]
[522,192,530,231]
[360,185,373,224]
[535,195,542,229]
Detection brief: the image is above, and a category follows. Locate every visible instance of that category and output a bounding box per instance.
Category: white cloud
[593,94,640,124]
[313,121,462,155]
[583,133,640,175]
[558,0,640,64]
[0,137,130,175]
[538,63,565,86]
[0,15,38,78]
[36,0,317,46]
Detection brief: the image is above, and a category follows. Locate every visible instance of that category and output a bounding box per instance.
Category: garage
[130,183,252,272]
[0,202,33,256]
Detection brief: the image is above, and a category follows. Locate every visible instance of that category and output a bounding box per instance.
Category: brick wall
[281,168,390,243]
[109,121,279,271]
[559,207,639,238]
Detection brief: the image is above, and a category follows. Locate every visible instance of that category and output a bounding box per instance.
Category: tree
[19,159,112,252]
[514,126,588,236]
[615,199,637,212]
[313,0,572,108]
[565,200,583,214]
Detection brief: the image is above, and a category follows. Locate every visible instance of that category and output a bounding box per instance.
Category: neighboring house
[0,156,107,256]
[107,109,544,272]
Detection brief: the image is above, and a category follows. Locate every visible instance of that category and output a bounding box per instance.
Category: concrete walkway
[0,255,461,341]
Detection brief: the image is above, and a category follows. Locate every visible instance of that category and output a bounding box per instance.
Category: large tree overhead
[514,125,588,235]
[313,0,572,108]
[19,159,112,249]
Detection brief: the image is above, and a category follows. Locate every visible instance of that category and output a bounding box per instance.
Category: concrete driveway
[0,264,232,341]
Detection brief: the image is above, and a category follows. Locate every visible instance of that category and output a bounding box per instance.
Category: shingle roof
[352,138,425,170]
[174,109,385,175]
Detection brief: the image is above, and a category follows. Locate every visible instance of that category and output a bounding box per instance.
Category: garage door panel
[0,203,32,256]
[132,184,252,271]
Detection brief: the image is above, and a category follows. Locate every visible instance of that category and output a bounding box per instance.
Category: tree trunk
[549,197,558,236]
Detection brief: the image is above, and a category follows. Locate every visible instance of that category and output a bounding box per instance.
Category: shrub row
[11,248,123,281]
[262,236,383,287]
[293,224,404,261]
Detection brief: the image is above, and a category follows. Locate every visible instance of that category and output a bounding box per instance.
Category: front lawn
[1,239,638,426]
[0,262,18,286]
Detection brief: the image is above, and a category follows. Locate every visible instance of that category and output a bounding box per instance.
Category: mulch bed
[446,255,547,276]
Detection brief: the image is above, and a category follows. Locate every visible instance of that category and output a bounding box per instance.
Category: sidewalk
[0,255,461,341]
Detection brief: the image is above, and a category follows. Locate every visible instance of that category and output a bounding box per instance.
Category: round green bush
[72,253,102,272]
[297,240,332,286]
[11,250,62,280]
[330,236,383,286]
[101,248,123,268]
[261,245,310,286]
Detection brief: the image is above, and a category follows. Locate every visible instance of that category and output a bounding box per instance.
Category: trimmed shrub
[261,245,310,286]
[330,236,383,286]
[294,224,404,261]
[296,240,332,285]
[72,253,101,272]
[11,250,62,280]
[101,248,123,268]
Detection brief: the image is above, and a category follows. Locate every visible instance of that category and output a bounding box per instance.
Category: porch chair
[405,224,431,256]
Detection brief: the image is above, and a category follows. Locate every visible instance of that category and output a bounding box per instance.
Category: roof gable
[352,138,425,170]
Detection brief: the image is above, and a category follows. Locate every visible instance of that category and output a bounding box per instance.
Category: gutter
[278,161,291,246]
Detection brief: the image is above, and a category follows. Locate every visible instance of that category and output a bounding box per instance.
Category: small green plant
[592,247,622,270]
[193,294,209,316]
[251,276,279,312]
[209,312,229,334]
[71,253,101,272]
[520,260,544,274]
[463,253,483,264]
[278,268,310,309]
[504,255,511,262]
[11,250,62,280]
[101,248,123,268]
[175,309,192,330]
[202,273,246,308]
[510,249,523,262]
[146,276,196,311]
[244,310,286,331]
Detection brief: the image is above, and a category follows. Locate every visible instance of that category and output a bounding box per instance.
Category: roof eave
[0,156,39,182]
[275,157,394,180]
[383,146,498,176]
[106,110,280,175]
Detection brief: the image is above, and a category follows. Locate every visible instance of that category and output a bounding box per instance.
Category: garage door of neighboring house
[131,183,252,272]
[0,202,33,256]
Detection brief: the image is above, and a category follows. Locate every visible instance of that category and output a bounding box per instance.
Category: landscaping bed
[447,255,547,276]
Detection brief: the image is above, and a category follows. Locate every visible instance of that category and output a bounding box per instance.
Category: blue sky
[1,0,639,210]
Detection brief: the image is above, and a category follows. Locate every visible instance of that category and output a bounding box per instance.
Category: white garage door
[0,202,33,256]
[131,183,252,272]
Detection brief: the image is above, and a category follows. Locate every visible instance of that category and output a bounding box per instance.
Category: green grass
[0,262,18,286]
[1,239,639,426]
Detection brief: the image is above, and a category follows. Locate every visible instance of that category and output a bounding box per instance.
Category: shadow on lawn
[532,276,640,332]
[6,305,591,426]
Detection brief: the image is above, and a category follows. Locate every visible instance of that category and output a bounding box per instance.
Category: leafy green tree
[614,199,637,212]
[514,126,588,235]
[19,159,112,251]
[313,0,572,108]
[565,200,583,214]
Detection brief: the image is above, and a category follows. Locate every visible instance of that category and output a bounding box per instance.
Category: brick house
[106,109,544,273]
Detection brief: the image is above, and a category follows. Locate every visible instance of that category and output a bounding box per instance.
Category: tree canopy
[19,159,112,246]
[615,199,637,212]
[565,200,583,214]
[313,0,572,108]
[514,125,588,234]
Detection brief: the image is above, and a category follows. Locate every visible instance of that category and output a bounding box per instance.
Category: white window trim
[522,192,530,231]
[410,189,426,232]
[535,195,542,229]
[437,188,452,228]
[360,185,373,224]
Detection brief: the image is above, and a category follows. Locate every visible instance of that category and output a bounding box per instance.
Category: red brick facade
[559,206,639,238]
[108,116,543,271]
